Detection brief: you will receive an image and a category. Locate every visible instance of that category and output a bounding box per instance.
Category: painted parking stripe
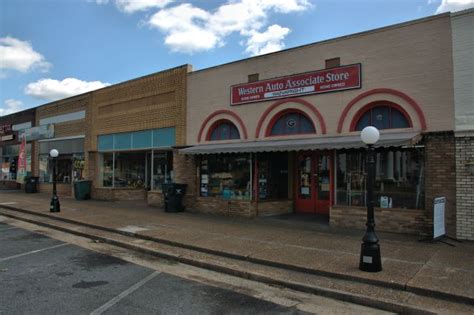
[0,243,70,262]
[90,271,161,315]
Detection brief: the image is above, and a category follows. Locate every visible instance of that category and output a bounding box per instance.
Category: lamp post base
[50,197,60,213]
[359,242,382,272]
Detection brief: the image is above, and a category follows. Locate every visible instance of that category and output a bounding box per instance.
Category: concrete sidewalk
[1,190,473,306]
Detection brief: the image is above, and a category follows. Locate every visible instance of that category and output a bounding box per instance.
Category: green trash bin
[74,180,92,200]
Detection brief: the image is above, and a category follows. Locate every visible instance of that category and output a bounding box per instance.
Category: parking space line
[90,271,161,315]
[0,243,70,262]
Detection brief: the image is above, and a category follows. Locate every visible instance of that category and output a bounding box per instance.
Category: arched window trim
[349,101,413,131]
[265,108,316,137]
[206,119,241,141]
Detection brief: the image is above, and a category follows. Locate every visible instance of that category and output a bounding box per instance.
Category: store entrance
[295,151,332,214]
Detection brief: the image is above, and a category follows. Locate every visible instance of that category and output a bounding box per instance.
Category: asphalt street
[0,221,306,315]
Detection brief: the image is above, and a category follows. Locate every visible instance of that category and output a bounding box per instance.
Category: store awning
[179,132,421,155]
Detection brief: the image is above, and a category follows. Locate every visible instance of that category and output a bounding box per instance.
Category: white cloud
[147,0,312,55]
[0,99,23,116]
[436,0,474,13]
[245,24,290,56]
[94,0,173,13]
[115,0,174,13]
[25,78,110,101]
[0,37,51,74]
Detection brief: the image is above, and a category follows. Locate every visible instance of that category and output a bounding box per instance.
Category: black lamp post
[49,149,60,213]
[359,126,382,272]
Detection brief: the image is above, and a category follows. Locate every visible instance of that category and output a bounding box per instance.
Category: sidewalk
[1,190,473,306]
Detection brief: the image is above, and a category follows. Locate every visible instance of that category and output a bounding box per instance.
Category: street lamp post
[359,126,382,272]
[49,149,60,213]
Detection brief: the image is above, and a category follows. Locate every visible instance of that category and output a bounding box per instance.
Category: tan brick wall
[192,197,256,217]
[33,94,90,178]
[173,149,197,208]
[38,183,73,197]
[330,206,426,235]
[424,132,457,238]
[87,65,190,153]
[456,136,474,240]
[92,188,147,201]
[187,15,454,145]
[257,200,293,216]
[147,191,164,208]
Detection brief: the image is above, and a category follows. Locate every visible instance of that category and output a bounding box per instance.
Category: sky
[1,0,473,116]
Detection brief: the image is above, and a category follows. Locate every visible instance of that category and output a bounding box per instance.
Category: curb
[1,204,473,306]
[0,209,436,315]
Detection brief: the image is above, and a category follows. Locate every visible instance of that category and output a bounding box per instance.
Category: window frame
[265,109,316,137]
[206,119,241,141]
[350,101,413,131]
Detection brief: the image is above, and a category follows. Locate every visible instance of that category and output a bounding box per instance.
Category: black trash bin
[25,176,39,193]
[74,180,92,200]
[162,183,187,212]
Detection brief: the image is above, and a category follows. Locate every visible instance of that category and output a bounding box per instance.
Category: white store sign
[433,197,446,239]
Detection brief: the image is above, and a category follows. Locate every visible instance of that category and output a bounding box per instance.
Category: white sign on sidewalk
[433,197,446,239]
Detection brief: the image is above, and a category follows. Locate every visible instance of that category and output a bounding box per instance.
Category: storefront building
[181,13,462,237]
[33,93,90,196]
[86,65,190,203]
[452,10,474,240]
[0,108,36,189]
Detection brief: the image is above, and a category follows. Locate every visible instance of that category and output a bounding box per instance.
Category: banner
[231,64,361,105]
[16,132,27,184]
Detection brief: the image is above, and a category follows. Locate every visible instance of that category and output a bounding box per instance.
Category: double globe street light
[49,149,60,213]
[359,126,382,272]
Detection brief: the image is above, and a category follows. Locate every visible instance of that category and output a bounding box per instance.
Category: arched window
[354,104,411,131]
[208,120,240,141]
[269,111,316,136]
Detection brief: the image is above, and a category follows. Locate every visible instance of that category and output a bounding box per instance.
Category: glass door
[295,152,332,214]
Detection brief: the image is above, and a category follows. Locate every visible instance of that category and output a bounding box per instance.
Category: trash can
[74,180,92,200]
[25,176,39,193]
[162,183,187,212]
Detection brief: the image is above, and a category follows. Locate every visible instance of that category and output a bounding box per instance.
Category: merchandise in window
[39,154,73,183]
[200,154,250,200]
[114,152,146,188]
[336,148,424,209]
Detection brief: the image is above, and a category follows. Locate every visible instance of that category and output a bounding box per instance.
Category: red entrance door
[295,152,332,214]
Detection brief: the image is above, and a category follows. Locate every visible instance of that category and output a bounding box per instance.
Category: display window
[1,144,31,181]
[98,150,173,190]
[336,148,424,209]
[39,154,77,184]
[257,152,289,200]
[200,154,250,200]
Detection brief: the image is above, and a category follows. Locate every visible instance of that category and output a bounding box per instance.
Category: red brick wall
[424,132,456,238]
[330,206,426,235]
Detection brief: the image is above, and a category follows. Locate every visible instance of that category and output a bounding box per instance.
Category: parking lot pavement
[0,223,306,315]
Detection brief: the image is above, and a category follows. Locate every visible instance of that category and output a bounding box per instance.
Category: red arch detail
[197,110,248,143]
[337,88,427,133]
[264,108,316,137]
[255,98,327,138]
[349,101,414,131]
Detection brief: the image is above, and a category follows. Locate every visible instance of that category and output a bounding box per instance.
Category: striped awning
[179,132,422,155]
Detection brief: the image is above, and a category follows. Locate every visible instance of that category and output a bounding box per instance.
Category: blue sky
[1,0,473,116]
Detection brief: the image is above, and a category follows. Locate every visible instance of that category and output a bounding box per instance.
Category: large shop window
[354,104,410,131]
[1,144,32,180]
[98,151,173,190]
[200,154,250,200]
[257,153,289,200]
[38,138,84,184]
[270,111,315,136]
[208,120,240,141]
[336,148,424,209]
